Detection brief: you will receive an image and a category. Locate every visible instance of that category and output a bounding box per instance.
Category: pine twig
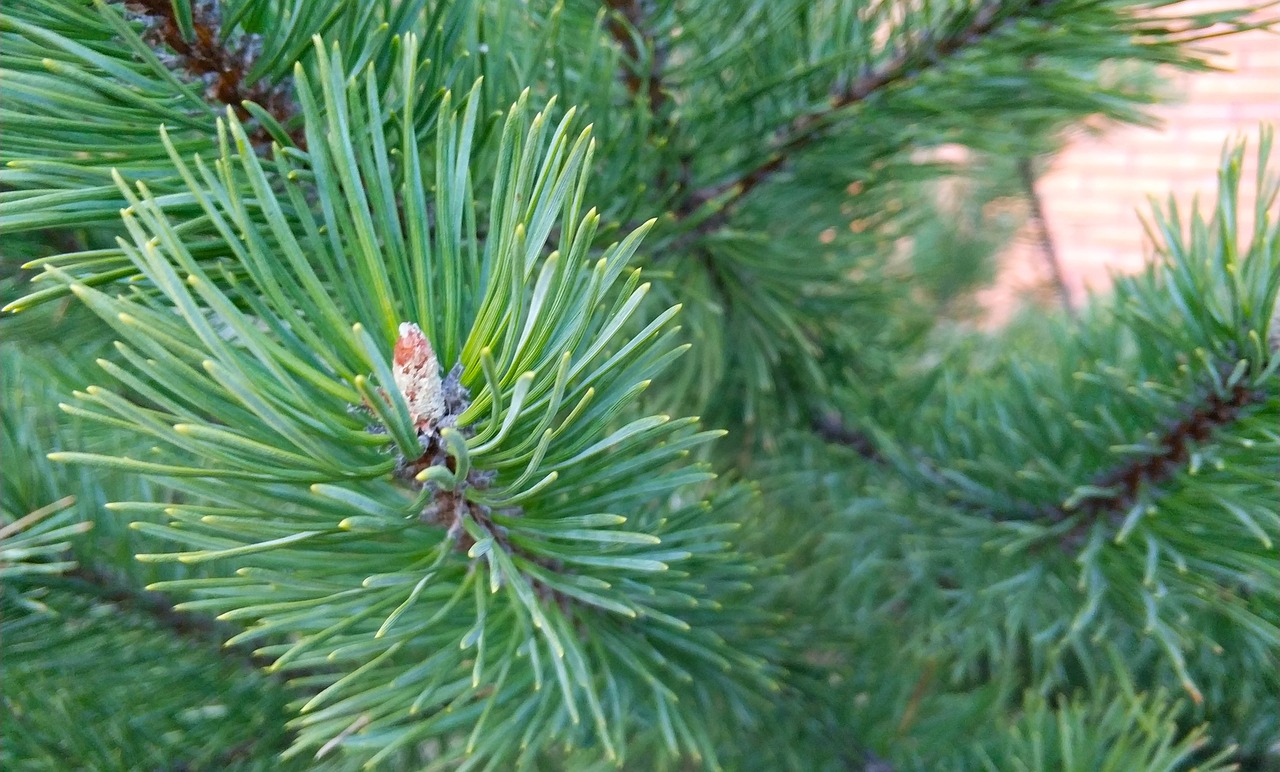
[858,376,1265,547]
[813,412,885,463]
[1017,156,1075,314]
[127,0,304,149]
[895,660,938,736]
[670,0,1050,235]
[604,0,669,115]
[1056,380,1266,545]
[604,0,689,196]
[59,564,272,673]
[61,560,245,652]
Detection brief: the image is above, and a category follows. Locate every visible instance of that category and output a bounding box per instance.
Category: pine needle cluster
[2,1,1276,769]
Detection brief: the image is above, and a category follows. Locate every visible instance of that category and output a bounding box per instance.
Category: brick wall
[985,6,1279,316]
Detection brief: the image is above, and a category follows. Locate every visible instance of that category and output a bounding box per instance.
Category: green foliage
[965,687,1234,772]
[0,342,311,771]
[7,0,1267,432]
[0,0,436,227]
[24,41,776,767]
[2,0,1278,770]
[1,495,90,595]
[777,134,1279,767]
[854,136,1279,689]
[1,341,161,585]
[1,590,302,772]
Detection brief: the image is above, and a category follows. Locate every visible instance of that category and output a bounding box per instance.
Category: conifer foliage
[1,1,1276,770]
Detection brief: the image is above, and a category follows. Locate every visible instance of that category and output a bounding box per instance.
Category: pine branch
[934,378,1266,540]
[393,427,577,613]
[604,0,691,199]
[126,0,303,148]
[604,0,669,114]
[670,0,1049,233]
[1017,156,1075,314]
[58,562,334,691]
[813,412,885,463]
[59,564,267,671]
[1057,379,1267,544]
[37,67,771,763]
[875,370,1269,542]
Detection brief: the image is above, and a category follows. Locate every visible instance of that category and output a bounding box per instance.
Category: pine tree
[2,1,1276,769]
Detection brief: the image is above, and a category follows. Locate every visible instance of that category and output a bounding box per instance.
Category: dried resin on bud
[393,322,445,432]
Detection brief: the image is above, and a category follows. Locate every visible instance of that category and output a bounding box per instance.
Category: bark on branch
[127,0,304,148]
[671,0,1044,235]
[604,0,670,115]
[63,564,248,653]
[1056,380,1266,545]
[814,412,885,463]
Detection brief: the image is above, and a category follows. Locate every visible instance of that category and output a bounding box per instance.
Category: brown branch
[52,564,300,766]
[813,412,885,463]
[1017,156,1075,315]
[57,564,316,681]
[605,0,685,197]
[1056,380,1266,545]
[127,0,304,149]
[842,374,1264,550]
[61,564,262,667]
[604,0,669,115]
[670,0,1044,237]
[895,660,938,736]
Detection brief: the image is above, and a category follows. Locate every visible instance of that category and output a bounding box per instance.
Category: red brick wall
[987,8,1279,315]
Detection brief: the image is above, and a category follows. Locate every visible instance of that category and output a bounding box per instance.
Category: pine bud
[393,322,445,433]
